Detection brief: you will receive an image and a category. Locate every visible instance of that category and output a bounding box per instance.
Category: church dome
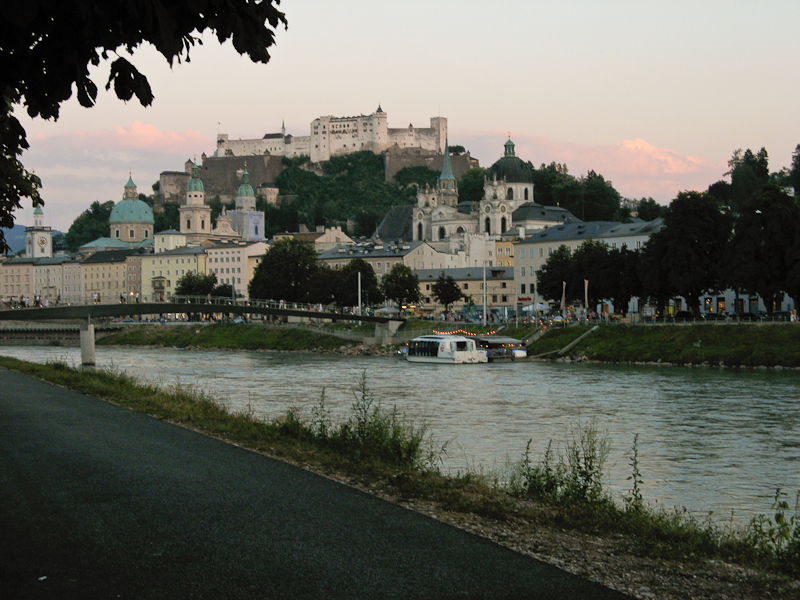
[109,198,154,224]
[237,168,255,197]
[488,139,532,184]
[187,161,204,192]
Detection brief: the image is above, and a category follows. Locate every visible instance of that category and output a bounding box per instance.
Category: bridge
[0,297,405,365]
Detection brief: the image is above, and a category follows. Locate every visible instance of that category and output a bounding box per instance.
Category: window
[521,266,526,276]
[464,283,469,290]
[521,284,526,293]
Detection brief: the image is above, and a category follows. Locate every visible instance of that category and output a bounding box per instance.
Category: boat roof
[474,336,524,344]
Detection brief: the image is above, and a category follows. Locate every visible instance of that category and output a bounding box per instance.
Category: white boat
[405,334,488,364]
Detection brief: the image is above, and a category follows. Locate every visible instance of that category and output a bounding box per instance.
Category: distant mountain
[1,224,27,255]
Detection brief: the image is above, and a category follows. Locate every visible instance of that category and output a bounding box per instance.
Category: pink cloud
[454,130,726,204]
[32,121,211,156]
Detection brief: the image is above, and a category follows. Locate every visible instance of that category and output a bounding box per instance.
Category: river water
[3,345,798,524]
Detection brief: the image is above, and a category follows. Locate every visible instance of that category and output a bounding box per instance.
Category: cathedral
[412,139,578,242]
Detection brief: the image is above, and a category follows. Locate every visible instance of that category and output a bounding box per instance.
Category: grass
[98,323,356,351]
[527,324,800,368]
[1,354,798,584]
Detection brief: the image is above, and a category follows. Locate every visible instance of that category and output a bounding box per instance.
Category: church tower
[228,165,266,241]
[179,161,213,245]
[25,205,53,258]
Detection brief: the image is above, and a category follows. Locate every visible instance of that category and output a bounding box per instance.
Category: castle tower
[179,161,213,244]
[25,205,53,258]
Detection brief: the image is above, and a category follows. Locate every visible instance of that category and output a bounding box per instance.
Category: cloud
[17,122,212,231]
[32,121,210,156]
[454,130,727,204]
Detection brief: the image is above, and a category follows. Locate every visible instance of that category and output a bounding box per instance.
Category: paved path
[0,368,632,599]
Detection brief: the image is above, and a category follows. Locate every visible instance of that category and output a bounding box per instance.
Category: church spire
[438,142,457,191]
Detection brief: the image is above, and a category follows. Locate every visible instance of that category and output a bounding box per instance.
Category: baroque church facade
[412,139,578,243]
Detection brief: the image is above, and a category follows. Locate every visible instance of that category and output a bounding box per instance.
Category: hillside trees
[394,166,439,190]
[65,200,115,250]
[1,0,287,253]
[458,168,488,204]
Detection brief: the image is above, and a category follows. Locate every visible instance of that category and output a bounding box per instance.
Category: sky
[13,0,800,232]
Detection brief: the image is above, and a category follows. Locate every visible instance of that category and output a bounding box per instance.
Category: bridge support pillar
[374,319,402,342]
[80,320,96,366]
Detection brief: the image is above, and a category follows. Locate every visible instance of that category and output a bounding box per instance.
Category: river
[2,345,798,524]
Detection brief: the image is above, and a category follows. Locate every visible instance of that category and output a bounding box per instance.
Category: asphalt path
[0,368,633,599]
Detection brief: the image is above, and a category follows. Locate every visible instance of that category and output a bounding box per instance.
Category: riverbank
[0,355,796,599]
[528,323,800,368]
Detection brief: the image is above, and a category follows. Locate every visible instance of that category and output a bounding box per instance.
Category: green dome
[109,198,155,224]
[488,139,532,184]
[237,169,254,197]
[187,161,204,192]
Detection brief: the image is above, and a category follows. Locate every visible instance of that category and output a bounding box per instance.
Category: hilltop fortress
[214,106,446,163]
[160,107,476,203]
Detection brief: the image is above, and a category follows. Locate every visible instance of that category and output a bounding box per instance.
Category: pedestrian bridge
[0,297,405,364]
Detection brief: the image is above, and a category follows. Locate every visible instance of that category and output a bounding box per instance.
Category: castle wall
[159,171,190,202]
[196,156,285,203]
[383,152,478,183]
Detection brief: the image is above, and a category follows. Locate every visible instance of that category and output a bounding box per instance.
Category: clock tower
[25,205,53,258]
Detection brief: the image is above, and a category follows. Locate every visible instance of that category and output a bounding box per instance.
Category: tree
[458,168,488,204]
[448,145,466,155]
[65,200,115,251]
[531,162,572,207]
[535,245,572,304]
[380,263,420,308]
[604,246,640,316]
[248,238,318,303]
[652,191,731,317]
[431,272,467,314]
[393,166,439,190]
[725,185,799,316]
[175,271,217,296]
[335,258,381,307]
[1,0,287,252]
[726,148,771,213]
[569,240,610,311]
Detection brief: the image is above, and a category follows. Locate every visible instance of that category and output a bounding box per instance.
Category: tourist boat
[474,336,528,361]
[405,334,488,364]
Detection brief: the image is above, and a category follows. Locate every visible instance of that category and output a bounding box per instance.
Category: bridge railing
[0,294,401,320]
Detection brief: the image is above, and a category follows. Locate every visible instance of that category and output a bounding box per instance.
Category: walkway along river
[2,345,798,524]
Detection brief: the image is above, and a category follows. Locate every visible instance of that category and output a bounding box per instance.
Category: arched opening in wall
[501,217,507,233]
[507,188,514,200]
[524,188,529,200]
[438,227,446,240]
[456,226,465,234]
[186,219,191,230]
[115,229,120,238]
[201,220,205,230]
[417,223,423,240]
[485,218,491,234]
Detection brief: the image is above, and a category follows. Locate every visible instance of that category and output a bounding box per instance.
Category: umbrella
[522,303,550,313]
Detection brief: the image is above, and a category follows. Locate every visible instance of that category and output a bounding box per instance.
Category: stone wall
[383,151,479,183]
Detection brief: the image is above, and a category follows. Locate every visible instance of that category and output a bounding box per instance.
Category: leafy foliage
[393,166,439,190]
[175,271,217,296]
[248,238,318,302]
[431,272,467,313]
[65,200,115,251]
[724,185,799,316]
[1,0,287,251]
[274,151,413,237]
[380,263,420,307]
[334,258,382,307]
[457,167,488,204]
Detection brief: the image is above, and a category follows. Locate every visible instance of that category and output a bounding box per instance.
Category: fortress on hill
[214,106,446,163]
[159,107,477,204]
